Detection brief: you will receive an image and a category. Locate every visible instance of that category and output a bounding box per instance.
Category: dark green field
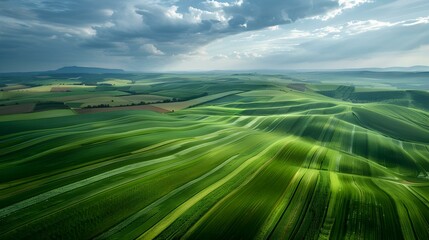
[1,72,429,239]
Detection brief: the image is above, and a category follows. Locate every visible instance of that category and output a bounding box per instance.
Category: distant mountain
[51,66,125,74]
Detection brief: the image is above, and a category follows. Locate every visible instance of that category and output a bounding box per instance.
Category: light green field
[97,79,133,86]
[153,91,242,111]
[0,84,30,91]
[0,72,428,239]
[13,84,95,92]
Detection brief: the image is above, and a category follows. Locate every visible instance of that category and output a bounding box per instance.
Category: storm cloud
[83,0,348,56]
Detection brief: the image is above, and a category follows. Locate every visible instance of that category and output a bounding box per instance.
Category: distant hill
[200,66,429,74]
[51,66,125,74]
[341,66,429,72]
[379,66,429,72]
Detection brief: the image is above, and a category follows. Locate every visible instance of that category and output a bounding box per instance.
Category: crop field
[0,72,428,239]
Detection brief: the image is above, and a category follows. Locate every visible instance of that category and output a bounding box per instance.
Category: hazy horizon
[3,65,429,74]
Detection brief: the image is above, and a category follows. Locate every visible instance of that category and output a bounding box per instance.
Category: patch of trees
[83,101,152,109]
[161,98,179,103]
[82,92,209,109]
[84,104,111,108]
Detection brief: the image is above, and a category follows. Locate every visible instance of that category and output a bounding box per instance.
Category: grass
[0,72,428,239]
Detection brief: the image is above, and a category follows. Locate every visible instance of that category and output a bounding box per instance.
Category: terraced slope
[0,81,428,239]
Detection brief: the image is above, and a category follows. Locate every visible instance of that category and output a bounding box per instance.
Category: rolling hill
[0,73,428,239]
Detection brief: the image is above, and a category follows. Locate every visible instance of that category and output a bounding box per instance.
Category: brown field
[74,105,170,114]
[0,103,35,115]
[51,87,71,92]
[287,83,307,92]
[0,84,30,91]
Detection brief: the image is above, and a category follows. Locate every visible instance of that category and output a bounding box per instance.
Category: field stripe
[2,123,216,165]
[0,155,174,219]
[0,127,235,194]
[349,125,356,153]
[256,168,307,239]
[0,131,245,218]
[136,138,287,240]
[1,132,257,238]
[181,139,297,239]
[0,129,229,192]
[95,155,239,239]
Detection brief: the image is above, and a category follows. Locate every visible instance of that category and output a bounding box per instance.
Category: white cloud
[232,51,262,59]
[310,16,429,38]
[205,0,231,9]
[345,20,397,35]
[313,0,372,20]
[402,16,429,26]
[140,44,165,56]
[339,0,372,9]
[314,26,343,37]
[267,25,280,31]
[187,6,227,23]
[340,16,429,35]
[164,5,183,20]
[278,30,312,40]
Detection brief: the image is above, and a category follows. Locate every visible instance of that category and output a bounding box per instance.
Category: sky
[0,0,428,72]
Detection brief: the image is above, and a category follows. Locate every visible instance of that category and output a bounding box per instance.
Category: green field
[0,72,429,239]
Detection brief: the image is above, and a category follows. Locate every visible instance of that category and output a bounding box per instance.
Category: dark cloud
[226,0,338,29]
[88,0,342,56]
[0,0,345,71]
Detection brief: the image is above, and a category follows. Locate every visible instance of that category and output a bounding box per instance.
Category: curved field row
[0,86,428,239]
